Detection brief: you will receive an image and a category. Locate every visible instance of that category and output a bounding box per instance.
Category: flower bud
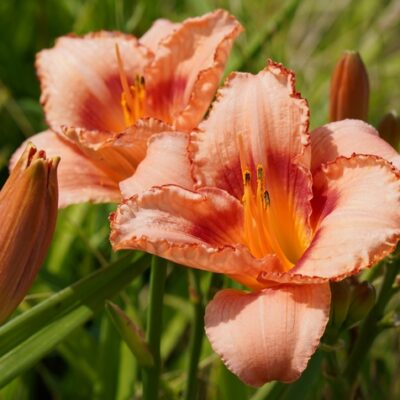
[329,51,370,122]
[0,143,59,323]
[328,280,352,331]
[106,301,154,367]
[343,281,376,329]
[377,111,400,150]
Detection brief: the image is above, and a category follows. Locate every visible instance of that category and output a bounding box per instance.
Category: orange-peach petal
[205,283,331,386]
[294,155,400,279]
[119,132,194,198]
[140,19,180,53]
[62,118,171,182]
[37,32,152,133]
[145,9,243,131]
[191,62,313,261]
[10,131,120,207]
[110,185,273,277]
[311,119,400,171]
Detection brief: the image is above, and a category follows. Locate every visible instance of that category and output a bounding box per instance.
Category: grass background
[0,0,399,399]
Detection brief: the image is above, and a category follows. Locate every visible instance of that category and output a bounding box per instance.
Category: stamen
[243,170,251,186]
[263,190,270,207]
[115,44,146,126]
[237,141,293,271]
[115,44,135,113]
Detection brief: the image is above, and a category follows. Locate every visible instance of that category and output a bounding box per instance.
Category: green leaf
[106,301,154,368]
[0,252,150,388]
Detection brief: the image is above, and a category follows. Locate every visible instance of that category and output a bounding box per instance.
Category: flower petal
[191,62,313,262]
[110,185,272,277]
[119,132,194,198]
[10,131,119,207]
[62,118,171,182]
[293,155,400,279]
[311,119,400,171]
[205,283,331,386]
[140,19,180,53]
[37,32,152,133]
[145,9,243,130]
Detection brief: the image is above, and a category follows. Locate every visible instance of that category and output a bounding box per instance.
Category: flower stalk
[142,256,167,400]
[184,270,205,400]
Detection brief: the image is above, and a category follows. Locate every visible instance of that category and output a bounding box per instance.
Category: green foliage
[1,0,400,398]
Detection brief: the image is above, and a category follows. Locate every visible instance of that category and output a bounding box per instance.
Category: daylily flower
[110,62,400,386]
[0,144,58,323]
[11,10,242,207]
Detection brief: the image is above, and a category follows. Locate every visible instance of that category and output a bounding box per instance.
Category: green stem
[142,256,167,400]
[343,261,398,394]
[184,270,205,400]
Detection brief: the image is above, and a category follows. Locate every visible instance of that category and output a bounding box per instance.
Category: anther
[263,190,270,207]
[257,164,263,181]
[243,170,251,185]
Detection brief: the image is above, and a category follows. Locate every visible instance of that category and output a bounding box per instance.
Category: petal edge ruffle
[294,155,400,279]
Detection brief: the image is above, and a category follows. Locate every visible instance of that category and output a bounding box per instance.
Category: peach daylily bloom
[11,10,242,207]
[0,144,58,323]
[110,62,400,386]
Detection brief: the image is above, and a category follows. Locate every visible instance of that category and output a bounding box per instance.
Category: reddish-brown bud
[0,143,59,323]
[377,111,400,150]
[329,51,370,122]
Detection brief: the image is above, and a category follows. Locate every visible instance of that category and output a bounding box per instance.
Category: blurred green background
[0,0,399,399]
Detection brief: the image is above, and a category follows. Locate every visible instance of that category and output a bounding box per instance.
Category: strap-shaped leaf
[0,252,149,388]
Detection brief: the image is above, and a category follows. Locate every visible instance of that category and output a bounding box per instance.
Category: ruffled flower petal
[119,132,194,198]
[311,119,400,171]
[10,131,120,207]
[191,62,313,262]
[110,185,273,277]
[145,9,243,130]
[293,155,400,279]
[37,32,152,133]
[205,283,331,386]
[140,19,180,53]
[62,118,171,182]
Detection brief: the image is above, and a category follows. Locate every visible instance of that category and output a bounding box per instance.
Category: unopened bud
[344,281,376,329]
[106,301,154,367]
[377,111,400,149]
[329,51,370,122]
[329,280,352,331]
[0,143,59,323]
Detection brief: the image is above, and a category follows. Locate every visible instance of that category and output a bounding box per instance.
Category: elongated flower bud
[0,144,59,323]
[378,111,400,149]
[329,51,370,122]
